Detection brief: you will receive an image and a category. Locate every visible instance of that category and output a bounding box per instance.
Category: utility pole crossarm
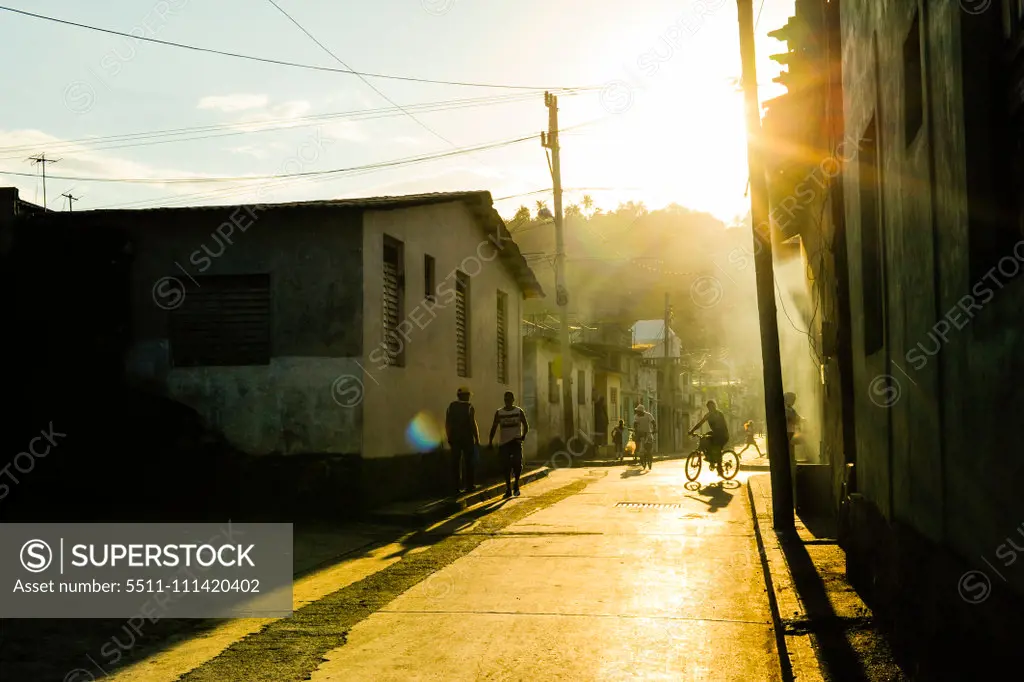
[28,153,60,211]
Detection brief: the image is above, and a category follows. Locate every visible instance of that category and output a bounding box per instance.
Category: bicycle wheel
[719,450,740,480]
[685,451,702,481]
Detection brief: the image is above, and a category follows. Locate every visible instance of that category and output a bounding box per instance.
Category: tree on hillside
[582,194,594,216]
[510,205,531,227]
[565,204,582,218]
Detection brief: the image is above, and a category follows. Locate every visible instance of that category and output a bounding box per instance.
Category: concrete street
[87,458,782,681]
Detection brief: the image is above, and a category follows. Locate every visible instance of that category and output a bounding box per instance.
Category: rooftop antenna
[61,191,80,212]
[28,154,60,210]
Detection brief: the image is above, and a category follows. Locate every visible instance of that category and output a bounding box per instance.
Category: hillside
[507,202,761,353]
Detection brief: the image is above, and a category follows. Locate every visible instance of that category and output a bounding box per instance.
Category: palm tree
[582,194,594,216]
[512,205,531,224]
[565,204,582,218]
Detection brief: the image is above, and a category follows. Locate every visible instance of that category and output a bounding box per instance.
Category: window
[548,361,559,402]
[496,291,508,384]
[859,116,884,356]
[610,387,618,418]
[424,254,435,301]
[455,271,469,377]
[169,274,270,367]
[903,13,923,145]
[577,370,586,404]
[382,236,405,367]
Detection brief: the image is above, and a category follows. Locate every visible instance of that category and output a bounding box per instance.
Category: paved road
[104,461,781,681]
[309,461,780,681]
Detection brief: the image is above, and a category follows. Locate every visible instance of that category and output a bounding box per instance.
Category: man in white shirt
[488,391,529,498]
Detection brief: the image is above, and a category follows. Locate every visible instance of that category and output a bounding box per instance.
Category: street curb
[367,466,551,526]
[747,476,825,682]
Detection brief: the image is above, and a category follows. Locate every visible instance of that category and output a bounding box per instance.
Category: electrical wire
[80,117,610,208]
[264,0,456,148]
[0,5,598,91]
[0,92,571,160]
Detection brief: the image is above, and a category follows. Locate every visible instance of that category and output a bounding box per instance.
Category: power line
[0,92,566,160]
[0,5,597,91]
[264,0,458,149]
[755,0,767,30]
[0,117,605,189]
[27,154,59,209]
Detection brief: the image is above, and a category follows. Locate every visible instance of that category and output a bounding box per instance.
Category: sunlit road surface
[309,460,780,681]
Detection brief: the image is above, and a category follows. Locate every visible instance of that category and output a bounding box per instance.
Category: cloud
[197,94,269,113]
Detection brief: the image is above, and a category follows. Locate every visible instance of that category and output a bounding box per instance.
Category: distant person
[736,420,762,457]
[445,387,479,494]
[489,391,529,498]
[784,392,801,459]
[632,404,656,470]
[611,419,626,461]
[689,400,729,474]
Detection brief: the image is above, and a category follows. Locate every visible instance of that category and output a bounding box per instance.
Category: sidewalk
[747,473,906,681]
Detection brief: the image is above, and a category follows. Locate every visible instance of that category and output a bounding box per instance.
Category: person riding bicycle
[632,404,655,469]
[688,400,729,473]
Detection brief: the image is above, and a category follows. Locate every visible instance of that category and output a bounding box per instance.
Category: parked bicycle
[684,432,740,482]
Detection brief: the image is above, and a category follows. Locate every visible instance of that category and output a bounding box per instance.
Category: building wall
[521,339,595,459]
[121,206,364,456]
[360,201,524,463]
[842,0,1024,601]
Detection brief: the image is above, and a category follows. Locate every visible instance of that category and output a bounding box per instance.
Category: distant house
[521,324,599,461]
[4,188,543,510]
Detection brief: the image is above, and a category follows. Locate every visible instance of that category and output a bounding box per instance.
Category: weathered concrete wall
[121,205,364,455]
[521,338,595,458]
[360,201,524,462]
[842,0,1024,599]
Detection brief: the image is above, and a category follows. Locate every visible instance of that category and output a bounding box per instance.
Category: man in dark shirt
[445,387,479,494]
[688,400,730,474]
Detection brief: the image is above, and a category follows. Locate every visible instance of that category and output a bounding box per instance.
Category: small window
[383,236,405,367]
[456,271,470,377]
[424,255,435,301]
[610,387,619,417]
[496,291,508,384]
[577,370,586,404]
[548,361,559,402]
[903,13,923,145]
[859,116,884,356]
[169,274,270,367]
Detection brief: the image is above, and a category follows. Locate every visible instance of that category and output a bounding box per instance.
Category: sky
[0,0,795,223]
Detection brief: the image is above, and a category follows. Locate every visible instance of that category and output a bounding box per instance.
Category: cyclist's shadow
[685,481,734,513]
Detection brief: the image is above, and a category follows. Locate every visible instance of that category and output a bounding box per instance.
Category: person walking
[611,419,626,461]
[445,387,479,494]
[736,420,762,458]
[488,391,529,498]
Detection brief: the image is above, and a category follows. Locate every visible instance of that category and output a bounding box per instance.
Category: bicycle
[626,429,652,468]
[684,432,740,482]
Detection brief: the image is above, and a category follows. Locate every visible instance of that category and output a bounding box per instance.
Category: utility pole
[542,91,575,442]
[663,293,671,452]
[28,154,59,210]
[736,0,794,531]
[61,192,79,212]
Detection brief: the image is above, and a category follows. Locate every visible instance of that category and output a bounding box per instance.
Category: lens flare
[405,411,443,452]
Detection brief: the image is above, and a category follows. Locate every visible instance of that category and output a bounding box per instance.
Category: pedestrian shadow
[684,481,734,513]
[778,531,871,682]
[382,497,513,559]
[620,468,645,479]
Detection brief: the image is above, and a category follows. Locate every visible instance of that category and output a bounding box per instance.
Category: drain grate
[614,502,682,509]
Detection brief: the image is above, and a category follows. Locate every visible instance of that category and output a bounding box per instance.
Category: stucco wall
[122,206,364,455]
[360,201,525,460]
[521,339,595,457]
